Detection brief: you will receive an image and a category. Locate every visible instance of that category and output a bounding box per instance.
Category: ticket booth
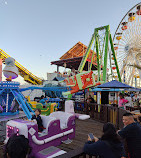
[94,88,120,105]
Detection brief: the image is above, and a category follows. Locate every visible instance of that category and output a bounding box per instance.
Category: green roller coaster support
[95,30,100,81]
[77,25,121,84]
[90,44,96,70]
[109,34,121,82]
[78,33,95,73]
[103,25,109,82]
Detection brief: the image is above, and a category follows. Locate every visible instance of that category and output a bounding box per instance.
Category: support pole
[0,59,2,81]
[135,77,137,87]
[109,34,121,82]
[78,34,95,72]
[95,30,100,81]
[103,26,109,82]
[57,65,59,73]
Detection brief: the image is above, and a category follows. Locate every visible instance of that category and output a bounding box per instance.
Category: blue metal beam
[20,86,68,92]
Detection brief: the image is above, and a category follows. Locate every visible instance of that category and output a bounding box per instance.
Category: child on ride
[39,95,49,108]
[31,108,45,132]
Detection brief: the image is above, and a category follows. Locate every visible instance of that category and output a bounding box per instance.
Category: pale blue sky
[0,0,140,83]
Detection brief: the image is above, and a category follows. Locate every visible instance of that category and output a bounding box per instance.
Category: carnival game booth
[5,111,76,158]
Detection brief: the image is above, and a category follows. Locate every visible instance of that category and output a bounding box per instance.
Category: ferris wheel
[113,2,141,87]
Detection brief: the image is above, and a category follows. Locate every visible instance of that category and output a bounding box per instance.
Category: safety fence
[73,102,126,129]
[60,100,141,129]
[60,101,140,129]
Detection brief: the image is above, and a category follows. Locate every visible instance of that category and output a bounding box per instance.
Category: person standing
[132,93,140,108]
[125,93,133,107]
[86,95,96,104]
[84,123,125,158]
[118,112,141,158]
[118,93,128,110]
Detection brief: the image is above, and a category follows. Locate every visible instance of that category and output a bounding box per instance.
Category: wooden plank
[57,119,103,152]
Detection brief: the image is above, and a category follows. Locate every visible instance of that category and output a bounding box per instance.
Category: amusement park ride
[0,3,140,90]
[0,58,66,118]
[0,4,140,114]
[0,57,34,118]
[113,2,141,87]
[61,2,141,94]
[0,2,141,157]
[61,25,121,95]
[0,49,42,85]
[1,58,89,158]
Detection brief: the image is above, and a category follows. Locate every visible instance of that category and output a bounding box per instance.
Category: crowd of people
[85,92,141,110]
[84,112,141,158]
[119,92,141,109]
[54,67,79,78]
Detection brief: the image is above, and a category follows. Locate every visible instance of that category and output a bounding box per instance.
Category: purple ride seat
[49,111,75,129]
[40,115,57,134]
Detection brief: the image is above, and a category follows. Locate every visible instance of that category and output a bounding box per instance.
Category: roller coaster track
[0,49,43,85]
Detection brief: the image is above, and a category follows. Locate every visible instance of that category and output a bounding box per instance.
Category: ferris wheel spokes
[113,3,141,87]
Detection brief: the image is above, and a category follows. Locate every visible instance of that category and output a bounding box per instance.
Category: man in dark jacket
[86,95,96,103]
[118,112,141,158]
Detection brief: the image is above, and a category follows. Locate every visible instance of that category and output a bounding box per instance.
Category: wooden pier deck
[58,119,103,152]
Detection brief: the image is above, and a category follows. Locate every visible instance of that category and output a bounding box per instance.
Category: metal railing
[61,101,132,129]
[73,102,126,129]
